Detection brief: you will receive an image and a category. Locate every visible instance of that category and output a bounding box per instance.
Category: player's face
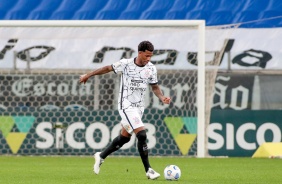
[138,50,153,66]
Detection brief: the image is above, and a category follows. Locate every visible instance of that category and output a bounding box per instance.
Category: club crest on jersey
[133,117,140,124]
[144,70,150,77]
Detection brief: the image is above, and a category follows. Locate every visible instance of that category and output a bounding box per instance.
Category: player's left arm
[150,84,171,104]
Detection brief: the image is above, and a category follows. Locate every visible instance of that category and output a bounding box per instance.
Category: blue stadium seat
[0,0,281,28]
[278,19,282,27]
[233,11,262,28]
[216,0,245,13]
[118,11,143,20]
[241,0,269,12]
[185,10,211,21]
[0,0,18,19]
[49,0,85,19]
[118,0,153,20]
[4,0,42,19]
[139,0,174,19]
[192,0,221,11]
[184,0,221,23]
[73,0,107,20]
[266,0,282,11]
[207,11,234,26]
[238,0,282,27]
[95,0,130,20]
[27,0,62,20]
[164,0,198,19]
[253,10,282,28]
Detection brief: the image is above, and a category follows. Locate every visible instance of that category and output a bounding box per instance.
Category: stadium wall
[1,26,282,156]
[1,0,282,157]
[1,72,282,157]
[0,28,281,70]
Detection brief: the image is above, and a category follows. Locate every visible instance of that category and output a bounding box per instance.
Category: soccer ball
[164,165,181,181]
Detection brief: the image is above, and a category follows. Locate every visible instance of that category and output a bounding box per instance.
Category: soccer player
[79,41,171,180]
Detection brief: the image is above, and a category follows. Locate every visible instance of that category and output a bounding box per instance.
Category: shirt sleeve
[111,59,126,74]
[149,66,158,85]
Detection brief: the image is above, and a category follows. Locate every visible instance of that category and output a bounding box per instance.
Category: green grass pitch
[1,156,282,184]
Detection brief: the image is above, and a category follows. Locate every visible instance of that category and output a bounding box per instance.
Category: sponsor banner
[0,110,194,156]
[209,110,282,157]
[212,74,282,110]
[2,73,282,112]
[0,72,195,111]
[2,109,281,157]
[0,74,97,111]
[212,74,255,110]
[0,27,281,70]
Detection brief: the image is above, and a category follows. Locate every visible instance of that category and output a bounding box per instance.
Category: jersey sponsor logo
[129,87,146,91]
[131,104,142,107]
[131,79,143,83]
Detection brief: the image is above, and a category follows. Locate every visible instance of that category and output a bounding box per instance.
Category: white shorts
[119,108,144,135]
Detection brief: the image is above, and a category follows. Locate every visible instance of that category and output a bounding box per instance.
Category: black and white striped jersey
[112,58,158,110]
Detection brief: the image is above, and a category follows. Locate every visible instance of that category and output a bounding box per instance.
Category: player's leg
[119,108,160,179]
[134,127,151,171]
[134,127,160,180]
[100,127,131,159]
[94,127,131,174]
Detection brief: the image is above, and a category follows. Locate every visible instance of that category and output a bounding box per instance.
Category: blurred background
[0,0,282,158]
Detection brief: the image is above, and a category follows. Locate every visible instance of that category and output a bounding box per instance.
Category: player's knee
[136,130,147,142]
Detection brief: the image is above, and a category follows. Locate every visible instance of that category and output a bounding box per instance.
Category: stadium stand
[27,0,62,20]
[185,10,212,22]
[253,10,282,28]
[191,0,221,11]
[267,0,282,12]
[0,0,282,27]
[4,0,42,20]
[164,0,197,19]
[233,11,262,28]
[216,0,245,13]
[49,0,85,19]
[241,0,269,12]
[73,0,107,20]
[94,0,130,20]
[118,0,153,20]
[139,0,174,20]
[0,0,18,19]
[206,11,234,26]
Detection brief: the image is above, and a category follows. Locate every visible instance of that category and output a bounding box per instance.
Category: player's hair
[138,41,154,52]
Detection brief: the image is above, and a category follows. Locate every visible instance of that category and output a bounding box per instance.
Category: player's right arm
[79,65,113,84]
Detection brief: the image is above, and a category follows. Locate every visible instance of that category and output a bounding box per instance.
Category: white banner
[0,27,280,70]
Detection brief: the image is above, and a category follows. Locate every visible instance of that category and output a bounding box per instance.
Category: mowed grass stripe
[0,156,281,184]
